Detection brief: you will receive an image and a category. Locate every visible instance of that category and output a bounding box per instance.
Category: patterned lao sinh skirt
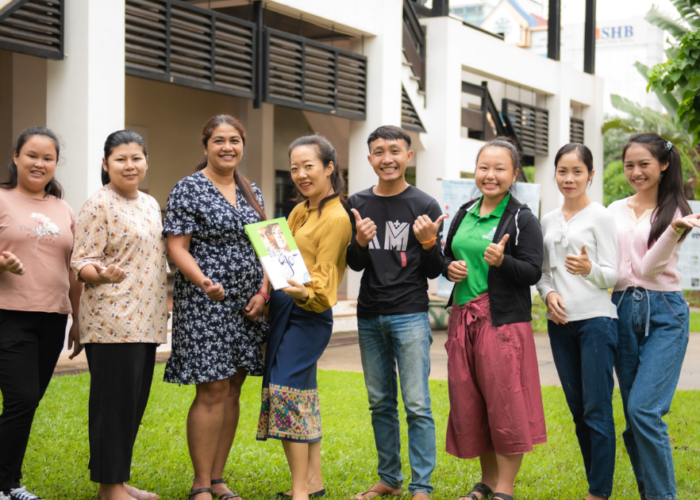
[257,290,333,442]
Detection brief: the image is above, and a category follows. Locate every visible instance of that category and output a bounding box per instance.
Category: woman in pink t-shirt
[609,133,700,500]
[0,127,82,500]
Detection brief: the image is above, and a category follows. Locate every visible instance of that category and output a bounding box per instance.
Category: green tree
[648,30,700,145]
[602,0,700,204]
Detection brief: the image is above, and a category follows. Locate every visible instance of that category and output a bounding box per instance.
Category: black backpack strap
[495,212,514,244]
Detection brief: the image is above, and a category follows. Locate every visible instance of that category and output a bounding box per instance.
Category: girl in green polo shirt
[441,138,545,500]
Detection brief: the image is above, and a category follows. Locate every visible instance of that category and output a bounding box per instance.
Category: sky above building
[448,0,680,23]
[560,0,677,23]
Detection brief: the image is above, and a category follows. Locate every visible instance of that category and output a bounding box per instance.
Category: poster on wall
[436,179,541,298]
[679,200,700,290]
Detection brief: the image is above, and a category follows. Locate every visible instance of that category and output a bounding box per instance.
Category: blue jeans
[357,312,435,495]
[548,317,617,498]
[612,288,689,500]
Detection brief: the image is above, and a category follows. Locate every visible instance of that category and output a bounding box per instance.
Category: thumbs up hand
[413,214,447,249]
[351,208,377,249]
[484,234,509,267]
[565,244,592,275]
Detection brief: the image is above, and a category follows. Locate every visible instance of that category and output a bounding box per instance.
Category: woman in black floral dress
[163,115,269,500]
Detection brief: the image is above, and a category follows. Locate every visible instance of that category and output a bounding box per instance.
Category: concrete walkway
[317,331,700,390]
[55,331,700,390]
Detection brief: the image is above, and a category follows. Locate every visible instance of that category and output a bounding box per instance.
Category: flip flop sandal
[211,480,241,500]
[492,494,513,500]
[460,483,493,500]
[189,488,213,500]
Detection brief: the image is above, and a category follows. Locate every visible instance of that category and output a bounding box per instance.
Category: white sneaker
[9,486,42,500]
[0,492,11,500]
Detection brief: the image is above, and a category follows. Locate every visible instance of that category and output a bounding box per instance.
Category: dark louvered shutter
[502,99,549,157]
[125,0,255,99]
[263,28,366,120]
[401,86,425,132]
[570,117,584,144]
[0,0,63,59]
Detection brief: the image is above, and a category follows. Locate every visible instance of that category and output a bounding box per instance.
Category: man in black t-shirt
[347,126,445,500]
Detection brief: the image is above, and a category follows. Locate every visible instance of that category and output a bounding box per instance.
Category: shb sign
[597,25,634,42]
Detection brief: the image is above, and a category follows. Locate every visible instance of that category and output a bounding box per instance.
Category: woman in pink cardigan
[608,133,699,500]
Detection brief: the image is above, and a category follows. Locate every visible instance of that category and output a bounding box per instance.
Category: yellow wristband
[420,236,438,245]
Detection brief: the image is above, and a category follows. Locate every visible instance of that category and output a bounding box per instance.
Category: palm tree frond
[609,94,682,135]
[646,7,689,40]
[671,0,700,28]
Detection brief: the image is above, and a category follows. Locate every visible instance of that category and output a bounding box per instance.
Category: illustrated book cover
[244,218,311,290]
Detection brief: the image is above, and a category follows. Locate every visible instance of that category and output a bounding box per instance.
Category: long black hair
[102,130,148,186]
[622,132,691,246]
[0,126,63,198]
[196,114,266,221]
[288,134,346,216]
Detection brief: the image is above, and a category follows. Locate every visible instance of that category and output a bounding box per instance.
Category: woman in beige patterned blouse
[71,131,168,500]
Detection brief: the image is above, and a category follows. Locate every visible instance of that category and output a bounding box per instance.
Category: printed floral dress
[163,171,267,385]
[72,187,169,343]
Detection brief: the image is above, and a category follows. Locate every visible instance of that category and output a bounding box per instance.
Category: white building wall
[342,0,404,300]
[420,17,603,217]
[47,0,126,214]
[416,16,464,204]
[558,17,666,115]
[21,0,604,303]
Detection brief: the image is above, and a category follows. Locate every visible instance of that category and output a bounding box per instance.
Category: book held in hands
[244,218,311,290]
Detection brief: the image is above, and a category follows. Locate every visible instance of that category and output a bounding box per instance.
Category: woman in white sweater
[536,144,618,500]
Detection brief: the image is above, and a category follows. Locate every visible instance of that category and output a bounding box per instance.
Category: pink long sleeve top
[608,197,683,292]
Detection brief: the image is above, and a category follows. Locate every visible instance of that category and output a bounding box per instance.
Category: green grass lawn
[5,366,699,499]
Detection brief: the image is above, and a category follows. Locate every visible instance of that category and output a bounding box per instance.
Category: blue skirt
[257,290,333,442]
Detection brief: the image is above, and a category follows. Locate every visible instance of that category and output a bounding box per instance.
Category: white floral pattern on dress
[163,171,268,385]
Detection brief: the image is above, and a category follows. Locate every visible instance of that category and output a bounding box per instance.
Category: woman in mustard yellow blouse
[257,135,351,500]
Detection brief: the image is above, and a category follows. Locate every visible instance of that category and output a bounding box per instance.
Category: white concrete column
[345,0,404,299]
[535,65,572,217]
[47,0,125,214]
[583,75,605,204]
[415,16,463,204]
[242,101,275,218]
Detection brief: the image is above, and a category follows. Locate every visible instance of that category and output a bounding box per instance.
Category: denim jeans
[612,288,689,500]
[357,312,435,495]
[548,317,617,498]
